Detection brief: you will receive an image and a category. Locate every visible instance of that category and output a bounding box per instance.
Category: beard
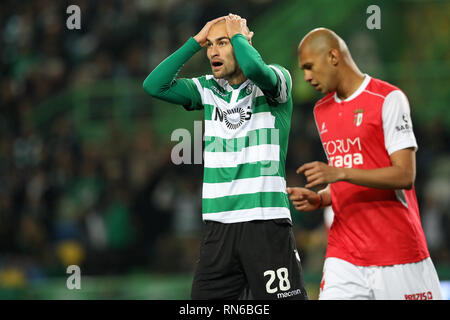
[212,65,231,79]
[212,64,242,81]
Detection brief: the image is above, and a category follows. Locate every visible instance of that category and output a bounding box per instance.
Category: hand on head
[193,14,253,47]
[225,13,254,43]
[193,16,226,47]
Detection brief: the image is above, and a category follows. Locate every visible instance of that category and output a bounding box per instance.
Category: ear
[247,31,254,46]
[328,48,339,66]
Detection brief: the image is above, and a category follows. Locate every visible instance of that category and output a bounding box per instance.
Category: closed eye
[301,63,313,70]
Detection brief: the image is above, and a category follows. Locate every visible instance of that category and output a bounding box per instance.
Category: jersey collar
[212,77,250,92]
[334,74,371,103]
[227,79,250,91]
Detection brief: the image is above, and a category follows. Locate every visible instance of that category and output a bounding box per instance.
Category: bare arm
[288,148,415,212]
[298,148,416,190]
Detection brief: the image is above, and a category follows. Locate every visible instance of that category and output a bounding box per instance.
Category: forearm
[316,164,414,208]
[230,34,278,92]
[143,37,201,104]
[339,165,415,190]
[318,185,332,207]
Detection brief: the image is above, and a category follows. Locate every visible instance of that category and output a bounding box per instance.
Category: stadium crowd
[0,0,448,291]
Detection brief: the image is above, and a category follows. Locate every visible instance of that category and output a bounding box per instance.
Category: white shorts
[319,257,443,300]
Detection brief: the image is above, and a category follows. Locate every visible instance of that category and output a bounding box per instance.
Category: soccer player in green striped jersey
[143,14,307,300]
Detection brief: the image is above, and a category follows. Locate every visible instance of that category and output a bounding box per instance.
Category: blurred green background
[0,0,449,299]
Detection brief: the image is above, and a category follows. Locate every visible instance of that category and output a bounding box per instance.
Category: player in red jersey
[287,28,443,300]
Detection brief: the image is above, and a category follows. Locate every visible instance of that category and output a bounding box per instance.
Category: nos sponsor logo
[214,106,252,130]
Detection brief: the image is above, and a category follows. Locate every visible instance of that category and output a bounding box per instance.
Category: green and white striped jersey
[189,64,293,223]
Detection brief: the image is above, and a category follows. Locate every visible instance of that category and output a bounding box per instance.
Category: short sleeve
[382,90,418,155]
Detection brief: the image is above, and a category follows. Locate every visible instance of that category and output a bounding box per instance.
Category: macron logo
[320,122,328,134]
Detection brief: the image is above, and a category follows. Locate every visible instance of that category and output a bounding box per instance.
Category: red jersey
[314,75,430,266]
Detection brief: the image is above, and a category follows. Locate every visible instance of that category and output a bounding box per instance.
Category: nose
[304,70,312,83]
[209,44,219,58]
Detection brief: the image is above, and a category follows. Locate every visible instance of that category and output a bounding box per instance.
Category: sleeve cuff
[230,33,248,44]
[387,140,418,155]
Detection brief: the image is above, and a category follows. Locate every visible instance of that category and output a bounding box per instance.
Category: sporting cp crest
[353,109,364,127]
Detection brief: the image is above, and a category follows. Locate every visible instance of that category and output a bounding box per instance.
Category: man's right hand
[193,16,226,47]
[286,187,321,212]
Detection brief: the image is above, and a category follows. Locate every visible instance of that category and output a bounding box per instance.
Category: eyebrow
[206,36,230,43]
[300,62,313,70]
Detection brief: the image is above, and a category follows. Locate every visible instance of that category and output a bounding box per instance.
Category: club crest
[353,109,364,127]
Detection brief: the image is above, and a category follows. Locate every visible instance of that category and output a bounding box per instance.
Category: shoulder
[364,77,411,112]
[193,75,227,90]
[364,77,404,100]
[193,74,212,86]
[268,64,292,85]
[268,64,289,73]
[382,90,411,120]
[314,93,335,112]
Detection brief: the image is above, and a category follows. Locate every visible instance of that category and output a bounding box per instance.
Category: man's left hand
[225,13,254,42]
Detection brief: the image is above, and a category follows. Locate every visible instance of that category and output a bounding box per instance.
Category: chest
[315,98,385,167]
[204,86,274,140]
